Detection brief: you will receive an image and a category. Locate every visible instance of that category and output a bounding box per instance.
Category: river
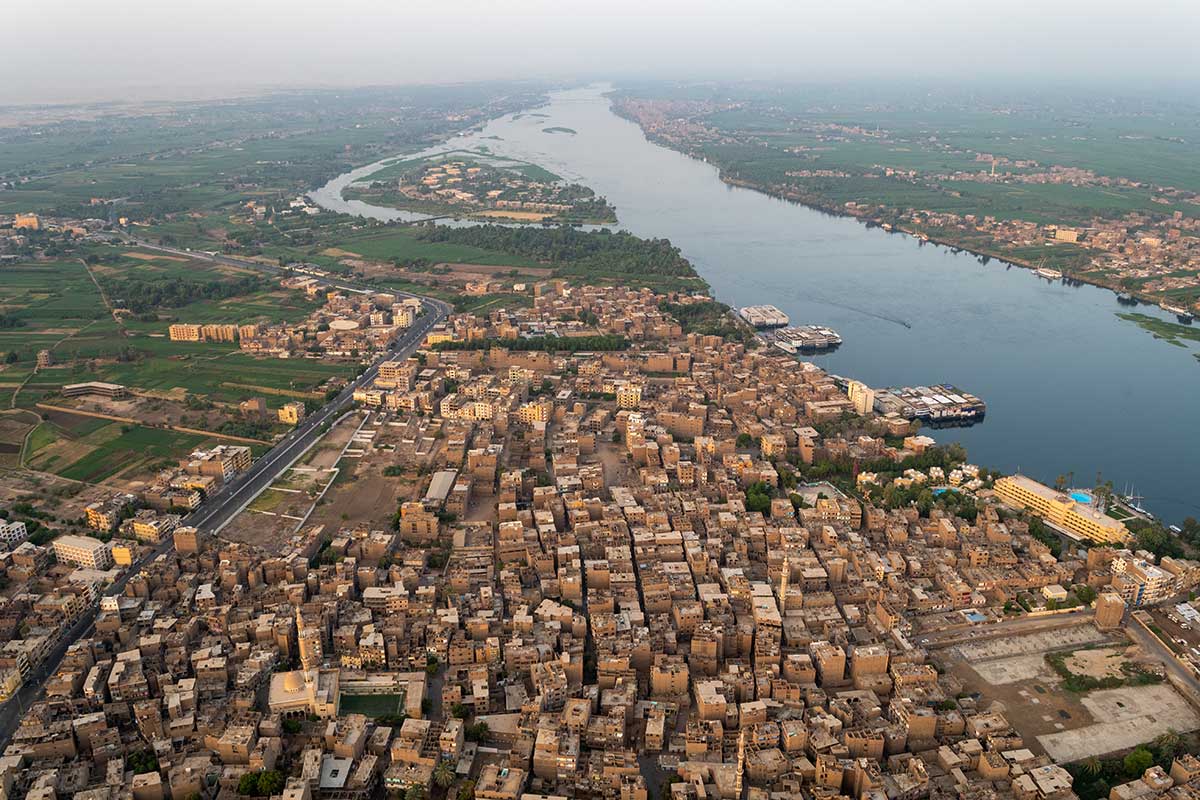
[312,86,1200,524]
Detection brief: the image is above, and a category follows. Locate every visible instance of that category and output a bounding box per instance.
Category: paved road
[0,240,450,746]
[917,608,1090,649]
[1128,613,1200,709]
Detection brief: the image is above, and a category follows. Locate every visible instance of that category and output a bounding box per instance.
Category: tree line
[414,224,696,277]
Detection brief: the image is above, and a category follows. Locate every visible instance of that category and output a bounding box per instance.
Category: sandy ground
[1066,647,1130,680]
[474,210,552,221]
[126,251,188,262]
[1038,684,1200,761]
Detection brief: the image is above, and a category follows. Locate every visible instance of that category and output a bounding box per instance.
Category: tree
[434,759,456,789]
[1123,747,1154,778]
[1075,585,1098,605]
[406,785,429,800]
[1079,757,1102,778]
[736,433,753,448]
[456,780,476,800]
[465,721,489,742]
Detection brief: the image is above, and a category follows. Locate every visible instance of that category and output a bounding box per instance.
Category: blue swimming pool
[1070,491,1093,504]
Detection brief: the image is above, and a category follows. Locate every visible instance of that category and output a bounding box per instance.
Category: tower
[778,556,790,614]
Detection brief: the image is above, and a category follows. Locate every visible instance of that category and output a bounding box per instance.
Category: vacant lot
[1038,684,1200,762]
[944,623,1197,761]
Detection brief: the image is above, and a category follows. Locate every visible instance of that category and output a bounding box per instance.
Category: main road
[0,239,451,746]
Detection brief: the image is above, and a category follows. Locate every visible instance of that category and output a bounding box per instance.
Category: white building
[0,518,27,548]
[52,534,113,570]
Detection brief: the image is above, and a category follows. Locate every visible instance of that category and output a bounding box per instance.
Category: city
[0,4,1199,800]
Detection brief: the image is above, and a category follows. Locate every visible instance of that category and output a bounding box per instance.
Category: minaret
[778,556,790,614]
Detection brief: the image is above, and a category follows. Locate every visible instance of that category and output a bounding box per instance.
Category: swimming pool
[1070,491,1093,504]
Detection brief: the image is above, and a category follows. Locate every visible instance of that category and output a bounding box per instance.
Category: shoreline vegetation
[608,97,1197,326]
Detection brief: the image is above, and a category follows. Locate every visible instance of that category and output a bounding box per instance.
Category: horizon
[3,0,1199,105]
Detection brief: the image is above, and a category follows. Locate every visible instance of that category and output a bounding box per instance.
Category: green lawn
[338,694,407,718]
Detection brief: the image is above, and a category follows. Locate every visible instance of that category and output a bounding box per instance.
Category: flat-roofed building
[995,474,1130,544]
[53,534,113,569]
[62,381,127,399]
[168,323,203,342]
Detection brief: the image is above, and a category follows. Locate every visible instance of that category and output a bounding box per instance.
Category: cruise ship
[1035,267,1063,280]
[771,325,842,353]
[873,384,986,425]
[1160,302,1194,322]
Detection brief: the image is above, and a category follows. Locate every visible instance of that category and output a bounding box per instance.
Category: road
[0,239,450,747]
[1127,612,1200,710]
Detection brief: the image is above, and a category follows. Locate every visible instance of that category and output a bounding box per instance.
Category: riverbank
[714,169,1146,309]
[609,104,1176,315]
[312,84,1200,524]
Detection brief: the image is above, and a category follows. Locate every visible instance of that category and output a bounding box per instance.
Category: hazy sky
[4,0,1198,104]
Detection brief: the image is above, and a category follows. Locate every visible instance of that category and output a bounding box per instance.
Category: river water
[312,86,1200,524]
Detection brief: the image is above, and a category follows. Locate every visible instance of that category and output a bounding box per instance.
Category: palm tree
[1080,757,1102,778]
[434,759,456,790]
[1153,730,1180,759]
[456,780,476,800]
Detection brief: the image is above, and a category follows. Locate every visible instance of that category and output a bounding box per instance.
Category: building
[62,381,127,400]
[36,350,53,369]
[14,213,39,230]
[0,518,28,549]
[174,526,202,554]
[279,401,307,425]
[85,494,134,533]
[1094,592,1126,628]
[848,380,875,415]
[474,764,526,800]
[201,324,239,343]
[52,535,113,570]
[1112,558,1173,607]
[168,324,204,342]
[616,383,642,410]
[994,474,1129,544]
[181,445,252,482]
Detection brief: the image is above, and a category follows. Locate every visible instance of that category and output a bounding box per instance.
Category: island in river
[342,149,616,225]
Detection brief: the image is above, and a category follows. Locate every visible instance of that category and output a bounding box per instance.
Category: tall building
[994,474,1129,544]
[1094,592,1126,628]
[35,350,53,369]
[847,380,876,415]
[616,383,642,410]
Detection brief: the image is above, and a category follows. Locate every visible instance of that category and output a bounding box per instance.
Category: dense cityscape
[1,9,1199,800]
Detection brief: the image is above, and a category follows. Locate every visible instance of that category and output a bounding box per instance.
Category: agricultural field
[0,256,356,411]
[24,417,214,485]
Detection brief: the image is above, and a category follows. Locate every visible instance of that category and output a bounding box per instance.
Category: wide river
[313,86,1200,524]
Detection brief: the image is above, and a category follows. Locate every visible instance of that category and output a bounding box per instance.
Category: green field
[0,257,356,407]
[338,693,406,718]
